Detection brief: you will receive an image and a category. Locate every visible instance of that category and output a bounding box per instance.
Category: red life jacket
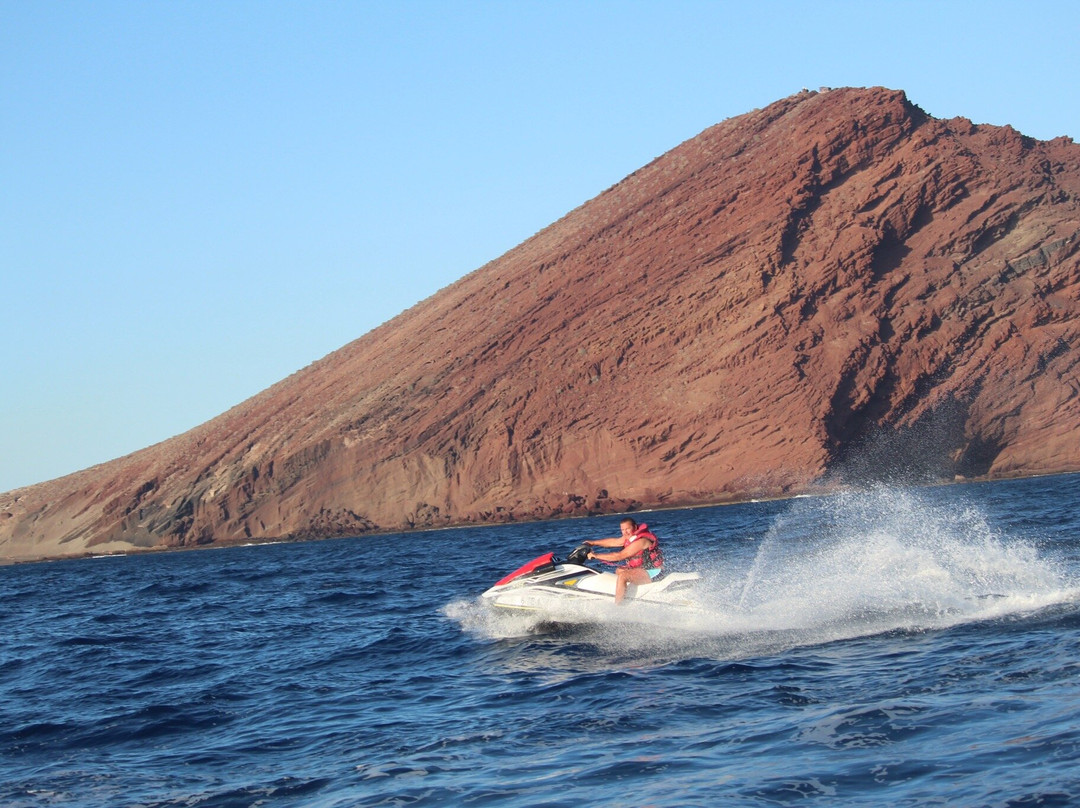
[624,523,663,569]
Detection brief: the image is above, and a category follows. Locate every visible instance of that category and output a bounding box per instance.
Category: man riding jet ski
[481,518,700,612]
[583,517,665,602]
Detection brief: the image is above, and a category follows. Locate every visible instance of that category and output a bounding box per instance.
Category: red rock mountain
[5,87,1080,561]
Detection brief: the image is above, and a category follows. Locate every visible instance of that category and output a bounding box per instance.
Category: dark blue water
[2,476,1079,807]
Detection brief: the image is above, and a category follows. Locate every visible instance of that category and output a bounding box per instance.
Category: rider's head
[620,517,638,534]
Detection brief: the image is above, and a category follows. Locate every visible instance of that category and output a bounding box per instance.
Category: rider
[584,517,663,603]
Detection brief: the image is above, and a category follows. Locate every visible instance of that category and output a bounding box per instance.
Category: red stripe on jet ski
[493,553,556,586]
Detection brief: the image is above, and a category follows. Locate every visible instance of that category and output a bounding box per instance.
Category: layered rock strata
[4,87,1080,561]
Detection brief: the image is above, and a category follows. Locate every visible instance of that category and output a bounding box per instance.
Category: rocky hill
[4,86,1080,561]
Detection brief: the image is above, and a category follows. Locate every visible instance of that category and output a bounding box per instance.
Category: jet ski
[481,544,701,612]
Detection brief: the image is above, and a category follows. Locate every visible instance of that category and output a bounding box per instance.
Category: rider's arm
[590,538,648,562]
[586,537,623,548]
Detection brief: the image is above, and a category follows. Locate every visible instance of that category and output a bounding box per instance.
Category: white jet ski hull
[481,553,700,612]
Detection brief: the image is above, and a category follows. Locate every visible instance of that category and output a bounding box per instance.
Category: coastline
[5,468,1077,566]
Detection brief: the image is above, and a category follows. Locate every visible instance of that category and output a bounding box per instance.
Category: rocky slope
[4,87,1080,561]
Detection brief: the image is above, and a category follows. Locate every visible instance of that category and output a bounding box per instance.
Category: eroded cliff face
[5,87,1080,560]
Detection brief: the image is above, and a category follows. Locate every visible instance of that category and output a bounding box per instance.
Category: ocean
[2,474,1079,807]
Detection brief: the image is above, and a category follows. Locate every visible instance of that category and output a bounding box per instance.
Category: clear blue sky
[3,1,1079,492]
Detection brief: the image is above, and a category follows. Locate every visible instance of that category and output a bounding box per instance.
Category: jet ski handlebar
[565,544,591,565]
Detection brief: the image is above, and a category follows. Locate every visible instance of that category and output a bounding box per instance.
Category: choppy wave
[5,477,1080,807]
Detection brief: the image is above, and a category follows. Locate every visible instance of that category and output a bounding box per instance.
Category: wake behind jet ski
[481,519,701,613]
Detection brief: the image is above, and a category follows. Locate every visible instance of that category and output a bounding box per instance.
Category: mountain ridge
[5,86,1080,561]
